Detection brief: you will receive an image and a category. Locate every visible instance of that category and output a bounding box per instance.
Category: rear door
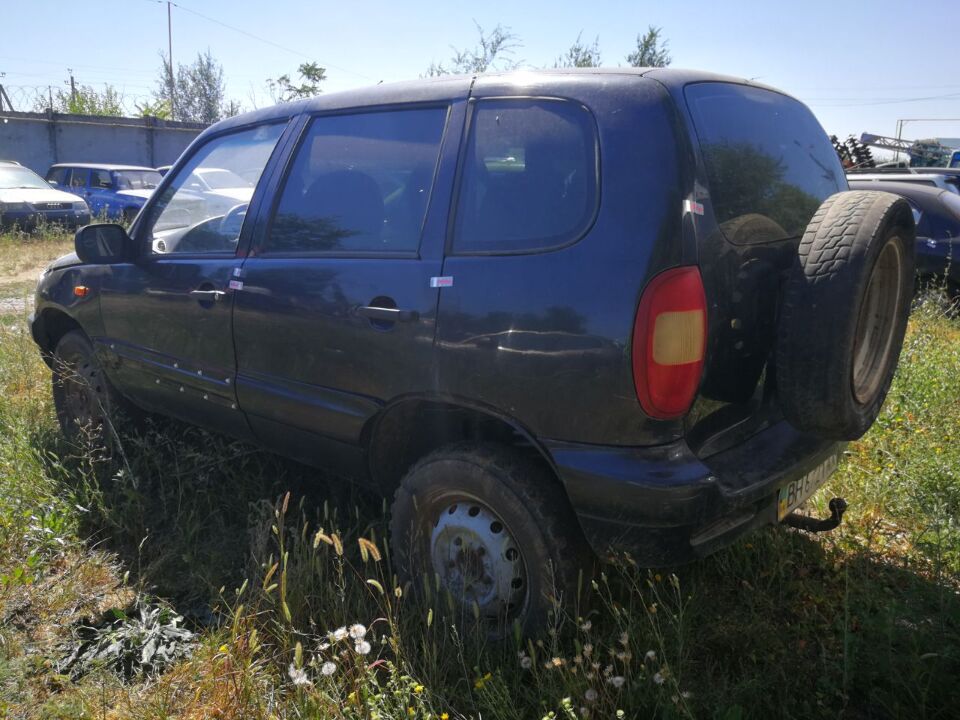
[97,122,290,438]
[231,103,464,466]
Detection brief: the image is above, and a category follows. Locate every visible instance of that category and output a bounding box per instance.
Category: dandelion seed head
[348,623,367,640]
[331,626,348,642]
[320,661,337,676]
[520,656,532,670]
[653,672,665,685]
[608,675,626,688]
[585,688,598,702]
[355,640,372,655]
[645,650,657,662]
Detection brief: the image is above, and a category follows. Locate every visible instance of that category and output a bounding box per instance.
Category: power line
[168,1,374,81]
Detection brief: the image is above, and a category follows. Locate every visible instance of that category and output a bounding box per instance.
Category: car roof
[49,163,159,172]
[204,67,790,136]
[0,160,23,166]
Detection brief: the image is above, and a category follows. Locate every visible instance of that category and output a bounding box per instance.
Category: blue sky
[2,0,959,143]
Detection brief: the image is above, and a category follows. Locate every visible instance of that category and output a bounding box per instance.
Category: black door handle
[357,305,419,323]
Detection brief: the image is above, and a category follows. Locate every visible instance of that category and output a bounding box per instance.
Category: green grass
[1,230,958,718]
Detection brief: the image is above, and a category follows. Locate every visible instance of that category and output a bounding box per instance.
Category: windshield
[198,168,251,189]
[0,166,50,190]
[114,170,162,190]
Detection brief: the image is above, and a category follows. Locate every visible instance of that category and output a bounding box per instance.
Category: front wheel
[390,443,592,638]
[51,330,132,447]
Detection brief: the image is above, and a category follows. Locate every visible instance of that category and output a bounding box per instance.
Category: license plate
[777,454,839,521]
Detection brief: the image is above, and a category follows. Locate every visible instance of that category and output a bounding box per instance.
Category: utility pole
[68,68,77,107]
[167,1,176,119]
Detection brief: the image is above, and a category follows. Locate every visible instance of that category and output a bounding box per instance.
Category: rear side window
[685,83,843,244]
[453,98,599,254]
[69,169,88,188]
[266,107,448,255]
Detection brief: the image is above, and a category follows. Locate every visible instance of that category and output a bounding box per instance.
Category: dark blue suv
[30,69,916,634]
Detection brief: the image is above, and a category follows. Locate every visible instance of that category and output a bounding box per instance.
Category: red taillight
[632,266,707,419]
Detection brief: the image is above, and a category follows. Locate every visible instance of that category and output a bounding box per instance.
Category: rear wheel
[390,443,592,638]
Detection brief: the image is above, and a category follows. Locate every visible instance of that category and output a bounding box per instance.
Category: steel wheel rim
[430,498,528,622]
[59,356,105,434]
[852,239,903,404]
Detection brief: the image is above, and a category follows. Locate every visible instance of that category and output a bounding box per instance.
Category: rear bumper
[546,421,844,566]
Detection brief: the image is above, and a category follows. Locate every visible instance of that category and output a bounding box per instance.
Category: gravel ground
[0,295,30,315]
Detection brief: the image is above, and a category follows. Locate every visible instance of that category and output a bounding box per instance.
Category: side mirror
[75,223,136,264]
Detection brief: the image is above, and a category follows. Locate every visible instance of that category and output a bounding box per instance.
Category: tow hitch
[783,498,848,533]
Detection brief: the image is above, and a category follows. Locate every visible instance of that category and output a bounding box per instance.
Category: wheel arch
[362,395,564,496]
[33,307,85,361]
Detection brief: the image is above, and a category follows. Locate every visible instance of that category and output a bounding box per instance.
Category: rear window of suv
[453,98,599,254]
[685,83,844,244]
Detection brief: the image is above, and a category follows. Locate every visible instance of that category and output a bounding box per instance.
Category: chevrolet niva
[30,69,916,633]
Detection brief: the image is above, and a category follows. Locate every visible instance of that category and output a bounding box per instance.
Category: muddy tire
[390,443,592,638]
[777,191,915,440]
[52,330,133,446]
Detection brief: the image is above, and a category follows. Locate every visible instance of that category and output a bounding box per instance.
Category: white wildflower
[288,663,311,686]
[320,661,337,676]
[653,672,665,685]
[354,640,372,655]
[607,675,626,689]
[580,619,592,632]
[349,623,367,640]
[520,656,532,670]
[584,688,598,703]
[331,626,348,642]
[644,650,657,662]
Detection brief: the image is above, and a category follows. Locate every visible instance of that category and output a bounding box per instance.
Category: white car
[0,164,90,230]
[183,167,255,212]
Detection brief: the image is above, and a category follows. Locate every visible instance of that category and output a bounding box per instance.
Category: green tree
[425,22,521,76]
[555,33,601,68]
[135,98,171,120]
[155,50,240,124]
[267,62,327,103]
[626,25,671,67]
[35,84,124,116]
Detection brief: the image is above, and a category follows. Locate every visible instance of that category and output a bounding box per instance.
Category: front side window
[91,170,112,189]
[146,123,285,255]
[685,83,844,244]
[453,98,599,254]
[114,170,162,190]
[266,107,448,254]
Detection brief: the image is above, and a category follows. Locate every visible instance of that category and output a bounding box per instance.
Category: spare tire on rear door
[777,190,915,440]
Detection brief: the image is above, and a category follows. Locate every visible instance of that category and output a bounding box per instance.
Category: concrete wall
[0,111,207,175]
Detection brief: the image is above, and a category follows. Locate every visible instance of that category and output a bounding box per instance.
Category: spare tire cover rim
[852,238,903,405]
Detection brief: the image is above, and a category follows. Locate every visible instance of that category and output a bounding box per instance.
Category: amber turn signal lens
[73,286,89,297]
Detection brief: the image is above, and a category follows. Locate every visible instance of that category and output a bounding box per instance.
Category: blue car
[849,179,960,292]
[46,163,163,222]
